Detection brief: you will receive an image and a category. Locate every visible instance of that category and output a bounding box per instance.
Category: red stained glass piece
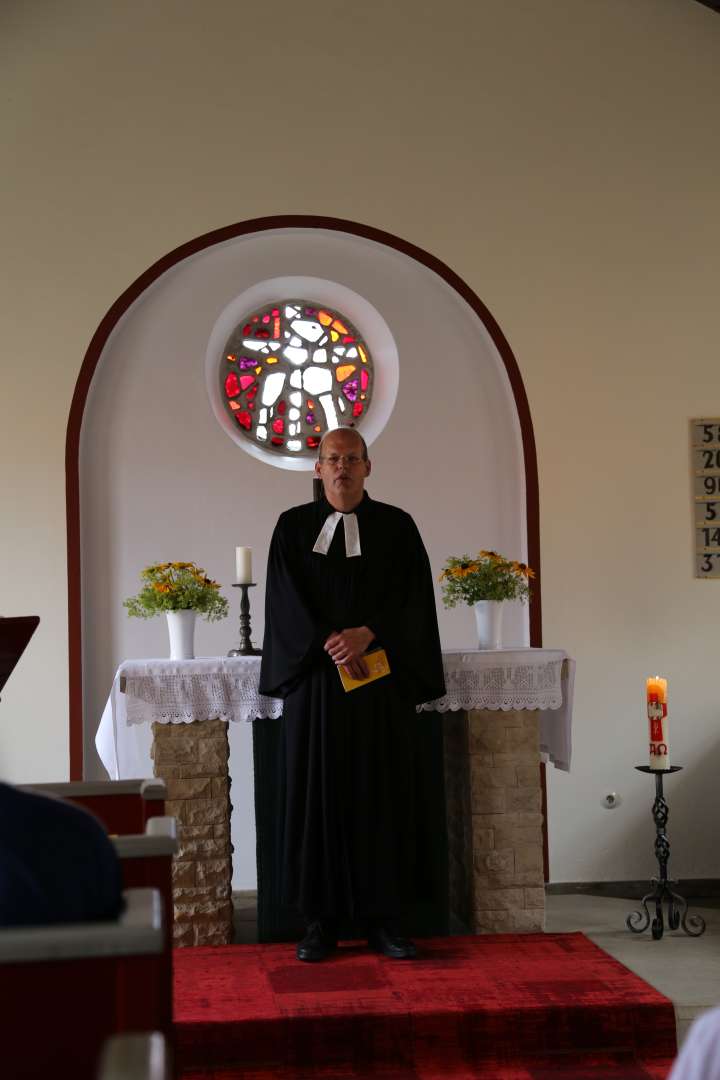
[235,410,252,430]
[227,354,237,363]
[239,375,255,391]
[247,385,258,401]
[353,402,363,417]
[255,329,270,339]
[307,400,315,409]
[361,369,369,391]
[225,372,240,398]
[243,323,253,336]
[252,316,259,322]
[342,377,359,402]
[306,436,320,449]
[343,335,355,344]
[278,400,287,415]
[262,314,270,324]
[271,436,284,446]
[271,308,280,316]
[272,418,284,434]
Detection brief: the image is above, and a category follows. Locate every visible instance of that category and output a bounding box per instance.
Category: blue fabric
[0,783,124,927]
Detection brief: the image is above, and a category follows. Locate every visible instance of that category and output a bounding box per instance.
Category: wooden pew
[114,816,177,929]
[114,817,178,1000]
[0,888,168,1080]
[22,778,166,834]
[97,1032,171,1080]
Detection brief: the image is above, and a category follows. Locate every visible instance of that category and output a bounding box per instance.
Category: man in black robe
[259,426,445,962]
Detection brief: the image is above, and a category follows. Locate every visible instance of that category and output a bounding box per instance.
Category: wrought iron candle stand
[227,583,262,656]
[626,766,705,941]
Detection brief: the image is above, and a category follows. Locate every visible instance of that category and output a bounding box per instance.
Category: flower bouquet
[439,551,534,649]
[124,561,228,660]
[124,561,229,620]
[439,550,534,606]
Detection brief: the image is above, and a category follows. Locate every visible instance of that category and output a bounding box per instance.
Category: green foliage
[124,562,229,622]
[439,550,534,608]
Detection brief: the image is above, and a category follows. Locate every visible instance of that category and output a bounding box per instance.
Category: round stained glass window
[220,300,373,457]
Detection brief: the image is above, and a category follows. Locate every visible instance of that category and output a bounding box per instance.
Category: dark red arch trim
[66,215,542,780]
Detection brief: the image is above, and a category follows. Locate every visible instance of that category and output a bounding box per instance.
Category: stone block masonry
[151,718,233,946]
[462,710,545,933]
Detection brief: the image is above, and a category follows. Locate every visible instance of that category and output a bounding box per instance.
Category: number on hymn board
[692,420,720,444]
[695,527,720,549]
[694,475,720,498]
[695,499,720,521]
[691,419,720,580]
[696,552,720,578]
[693,448,720,471]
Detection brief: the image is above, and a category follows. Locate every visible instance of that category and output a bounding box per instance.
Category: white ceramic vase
[473,600,504,650]
[166,609,196,660]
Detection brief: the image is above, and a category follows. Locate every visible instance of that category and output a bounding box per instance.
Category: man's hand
[324,626,374,679]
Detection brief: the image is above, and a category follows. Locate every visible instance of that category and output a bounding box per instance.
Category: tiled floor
[546,893,720,1047]
[232,891,720,1047]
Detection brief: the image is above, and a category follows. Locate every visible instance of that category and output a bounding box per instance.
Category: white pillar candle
[235,546,253,584]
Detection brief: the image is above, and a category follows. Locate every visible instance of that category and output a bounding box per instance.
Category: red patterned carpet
[175,932,676,1079]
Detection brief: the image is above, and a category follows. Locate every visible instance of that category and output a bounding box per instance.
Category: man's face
[315,430,371,507]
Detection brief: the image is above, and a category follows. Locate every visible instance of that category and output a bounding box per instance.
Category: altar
[96,649,574,946]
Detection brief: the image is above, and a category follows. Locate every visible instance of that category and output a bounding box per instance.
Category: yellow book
[338,647,391,692]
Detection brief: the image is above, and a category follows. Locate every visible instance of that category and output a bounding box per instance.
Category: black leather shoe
[368,927,417,959]
[296,921,338,962]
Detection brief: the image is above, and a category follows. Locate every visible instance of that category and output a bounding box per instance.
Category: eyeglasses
[319,454,366,467]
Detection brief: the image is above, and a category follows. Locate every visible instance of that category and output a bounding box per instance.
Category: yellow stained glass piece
[318,310,333,326]
[332,319,348,334]
[330,330,339,342]
[265,357,278,364]
[255,366,262,374]
[336,364,356,382]
[359,346,367,363]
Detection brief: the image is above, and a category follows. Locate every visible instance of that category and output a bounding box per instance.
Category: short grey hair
[317,426,368,461]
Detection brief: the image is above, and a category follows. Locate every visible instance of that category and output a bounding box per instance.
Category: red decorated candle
[646,676,669,770]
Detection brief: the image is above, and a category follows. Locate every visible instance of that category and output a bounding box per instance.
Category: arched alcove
[67,216,540,889]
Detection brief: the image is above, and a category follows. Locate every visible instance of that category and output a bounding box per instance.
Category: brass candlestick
[227,583,262,656]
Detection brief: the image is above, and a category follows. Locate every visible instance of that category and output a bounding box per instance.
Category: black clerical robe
[259,493,445,926]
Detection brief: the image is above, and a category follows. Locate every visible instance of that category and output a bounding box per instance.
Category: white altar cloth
[95,648,574,781]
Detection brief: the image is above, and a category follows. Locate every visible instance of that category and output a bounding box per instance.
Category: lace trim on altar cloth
[418,692,563,713]
[420,657,564,713]
[123,672,282,726]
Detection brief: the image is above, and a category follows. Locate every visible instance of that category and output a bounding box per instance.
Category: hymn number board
[692,418,720,579]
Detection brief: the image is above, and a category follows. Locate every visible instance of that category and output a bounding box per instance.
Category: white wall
[1,0,719,882]
[80,227,527,888]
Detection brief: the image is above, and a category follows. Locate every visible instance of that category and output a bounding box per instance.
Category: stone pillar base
[466,709,545,933]
[151,718,234,947]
